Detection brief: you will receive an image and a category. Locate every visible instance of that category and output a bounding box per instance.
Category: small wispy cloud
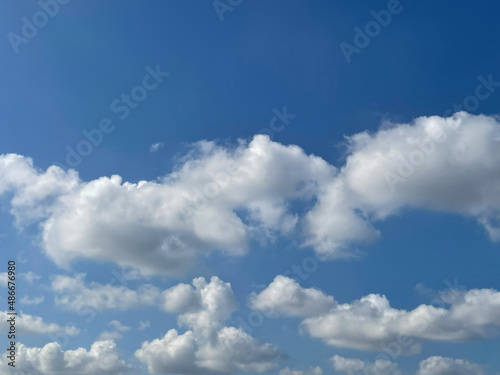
[21,271,41,284]
[21,295,45,305]
[0,273,7,286]
[149,142,165,153]
[139,320,150,331]
[98,320,130,341]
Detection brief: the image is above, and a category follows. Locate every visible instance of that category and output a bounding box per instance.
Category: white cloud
[160,282,201,313]
[195,326,284,373]
[97,320,130,341]
[332,355,486,375]
[1,113,500,274]
[50,274,284,372]
[136,329,198,374]
[51,273,233,316]
[139,320,150,331]
[21,271,41,283]
[252,277,500,352]
[149,142,165,153]
[0,135,332,275]
[416,356,486,375]
[0,273,6,287]
[0,311,79,336]
[305,112,500,256]
[20,295,45,305]
[332,355,401,375]
[109,320,130,332]
[249,275,336,317]
[280,366,323,375]
[0,154,79,226]
[0,340,132,374]
[135,276,284,373]
[51,273,160,311]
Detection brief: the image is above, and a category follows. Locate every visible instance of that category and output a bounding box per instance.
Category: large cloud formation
[0,112,499,274]
[134,276,285,374]
[251,276,500,353]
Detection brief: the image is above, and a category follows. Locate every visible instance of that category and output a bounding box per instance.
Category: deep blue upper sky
[0,1,499,374]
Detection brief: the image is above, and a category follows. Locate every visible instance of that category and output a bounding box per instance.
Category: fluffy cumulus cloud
[249,275,336,317]
[280,366,323,375]
[0,135,332,275]
[0,113,499,274]
[332,355,401,375]
[0,311,79,336]
[305,112,500,255]
[135,276,285,374]
[0,340,132,374]
[252,276,500,352]
[416,356,486,375]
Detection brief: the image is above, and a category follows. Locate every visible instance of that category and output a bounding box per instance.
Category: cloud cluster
[51,273,236,316]
[251,276,500,352]
[0,340,132,375]
[332,355,485,375]
[332,355,401,375]
[50,274,284,373]
[1,113,499,274]
[135,276,284,373]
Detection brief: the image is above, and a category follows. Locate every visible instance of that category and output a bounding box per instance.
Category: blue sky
[0,1,500,374]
